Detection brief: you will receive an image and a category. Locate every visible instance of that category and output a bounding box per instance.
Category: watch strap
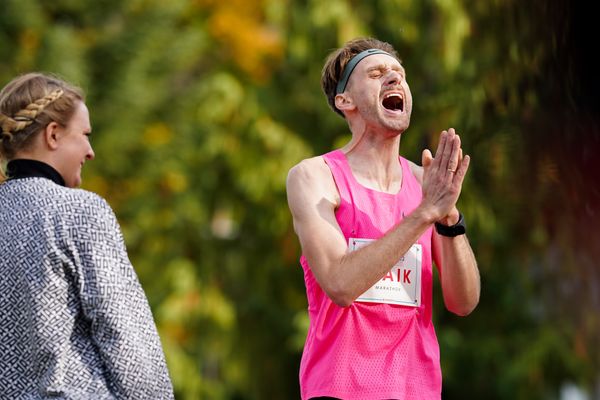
[434,212,466,237]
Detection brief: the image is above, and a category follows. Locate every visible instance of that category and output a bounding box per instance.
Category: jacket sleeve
[68,192,174,399]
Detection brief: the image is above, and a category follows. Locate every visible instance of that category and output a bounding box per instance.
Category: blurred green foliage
[1,0,598,398]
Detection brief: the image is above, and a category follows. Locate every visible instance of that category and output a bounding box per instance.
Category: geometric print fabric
[0,177,174,399]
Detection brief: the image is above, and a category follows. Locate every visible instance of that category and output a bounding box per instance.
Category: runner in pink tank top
[286,38,480,399]
[299,150,440,399]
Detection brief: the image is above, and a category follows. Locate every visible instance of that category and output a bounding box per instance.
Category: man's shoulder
[287,154,339,205]
[287,155,334,189]
[292,154,330,169]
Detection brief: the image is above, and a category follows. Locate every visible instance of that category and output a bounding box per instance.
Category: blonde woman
[0,73,174,399]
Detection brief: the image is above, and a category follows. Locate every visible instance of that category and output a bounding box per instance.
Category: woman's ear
[43,122,62,150]
[335,93,355,112]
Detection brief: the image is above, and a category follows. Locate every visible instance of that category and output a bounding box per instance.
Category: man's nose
[385,70,402,86]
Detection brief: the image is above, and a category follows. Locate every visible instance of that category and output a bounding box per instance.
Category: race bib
[349,238,422,307]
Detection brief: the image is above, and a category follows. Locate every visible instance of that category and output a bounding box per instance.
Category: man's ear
[43,122,62,150]
[335,93,355,112]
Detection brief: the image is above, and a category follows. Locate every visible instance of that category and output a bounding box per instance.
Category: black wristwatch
[434,213,466,237]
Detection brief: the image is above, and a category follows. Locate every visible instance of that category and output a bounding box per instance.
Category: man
[286,37,480,399]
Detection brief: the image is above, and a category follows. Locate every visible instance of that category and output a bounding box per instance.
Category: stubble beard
[356,99,411,136]
[377,108,411,135]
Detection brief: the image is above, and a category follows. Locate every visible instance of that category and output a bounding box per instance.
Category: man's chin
[383,120,410,134]
[380,111,410,130]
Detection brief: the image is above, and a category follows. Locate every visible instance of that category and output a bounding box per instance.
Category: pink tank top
[299,149,441,400]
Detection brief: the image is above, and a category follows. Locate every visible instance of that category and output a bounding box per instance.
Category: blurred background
[1,0,599,398]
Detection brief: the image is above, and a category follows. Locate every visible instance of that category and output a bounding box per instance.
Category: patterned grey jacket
[0,162,174,399]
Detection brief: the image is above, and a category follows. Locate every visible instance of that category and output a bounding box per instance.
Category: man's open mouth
[382,93,404,112]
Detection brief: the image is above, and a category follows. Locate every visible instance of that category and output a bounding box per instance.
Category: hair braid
[0,88,64,138]
[14,88,64,126]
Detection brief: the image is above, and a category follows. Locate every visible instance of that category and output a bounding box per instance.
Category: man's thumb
[422,149,433,169]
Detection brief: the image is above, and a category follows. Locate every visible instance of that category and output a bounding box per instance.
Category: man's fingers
[434,130,448,162]
[454,154,471,182]
[446,134,461,173]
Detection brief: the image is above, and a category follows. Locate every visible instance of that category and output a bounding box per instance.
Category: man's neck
[341,128,404,194]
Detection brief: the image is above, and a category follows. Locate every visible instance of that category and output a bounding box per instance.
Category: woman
[0,73,174,399]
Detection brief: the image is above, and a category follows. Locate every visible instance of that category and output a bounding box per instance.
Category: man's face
[345,53,413,134]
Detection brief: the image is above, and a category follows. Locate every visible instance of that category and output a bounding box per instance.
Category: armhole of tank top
[322,152,347,208]
[399,156,420,188]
